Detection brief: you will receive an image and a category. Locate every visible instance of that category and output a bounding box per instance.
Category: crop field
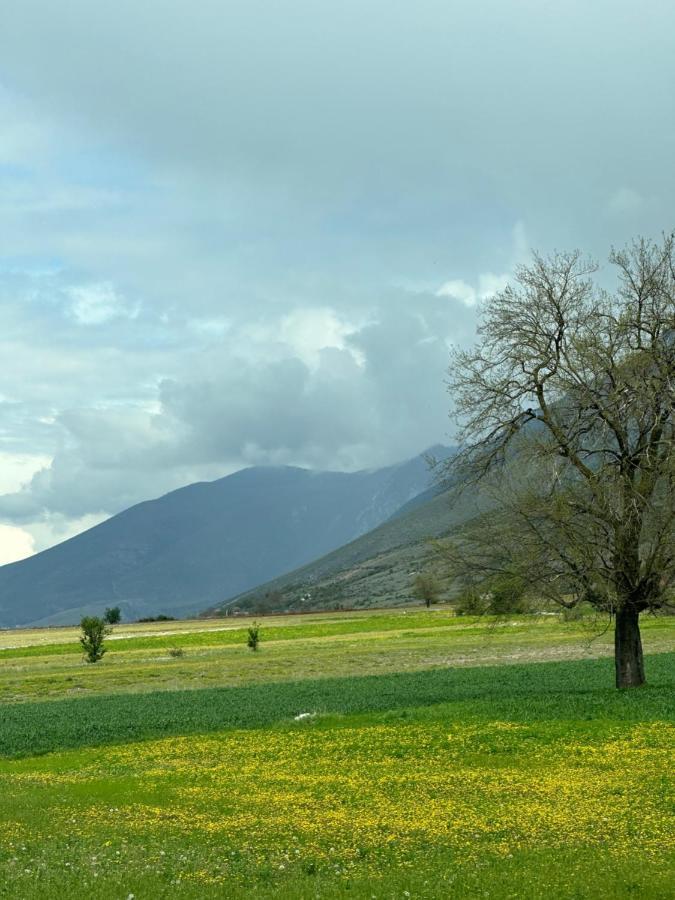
[0,610,673,898]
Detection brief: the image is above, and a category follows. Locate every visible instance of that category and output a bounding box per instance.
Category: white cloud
[0,524,35,564]
[434,275,510,307]
[436,224,525,307]
[436,278,478,306]
[279,308,361,369]
[24,512,107,554]
[0,452,51,494]
[477,272,510,297]
[0,288,472,522]
[67,283,138,325]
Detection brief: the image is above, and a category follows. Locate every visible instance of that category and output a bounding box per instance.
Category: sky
[0,0,673,563]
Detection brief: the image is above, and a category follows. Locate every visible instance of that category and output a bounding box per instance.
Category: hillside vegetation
[213,484,481,615]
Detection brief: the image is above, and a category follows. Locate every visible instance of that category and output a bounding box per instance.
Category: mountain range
[0,446,454,627]
[213,468,479,616]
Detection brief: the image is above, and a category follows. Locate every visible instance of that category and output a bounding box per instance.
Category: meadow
[0,609,672,898]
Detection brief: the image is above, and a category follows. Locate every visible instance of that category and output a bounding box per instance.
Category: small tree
[104,606,121,625]
[486,575,529,615]
[445,234,675,689]
[453,577,527,616]
[412,573,441,608]
[80,616,110,663]
[247,622,260,651]
[454,587,487,616]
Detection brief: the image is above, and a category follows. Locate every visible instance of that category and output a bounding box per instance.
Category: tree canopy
[445,234,675,688]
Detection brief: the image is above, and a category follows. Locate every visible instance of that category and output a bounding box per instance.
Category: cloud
[0,524,35,564]
[0,2,673,552]
[435,279,478,307]
[0,287,479,523]
[436,222,527,306]
[0,451,51,494]
[436,273,510,307]
[1,3,673,257]
[277,308,360,369]
[67,282,138,325]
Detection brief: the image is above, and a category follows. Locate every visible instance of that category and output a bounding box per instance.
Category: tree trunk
[614,603,646,689]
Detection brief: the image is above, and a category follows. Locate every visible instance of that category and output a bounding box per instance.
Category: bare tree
[444,234,675,688]
[412,572,441,608]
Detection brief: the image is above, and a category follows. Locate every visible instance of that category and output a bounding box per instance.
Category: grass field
[0,609,673,898]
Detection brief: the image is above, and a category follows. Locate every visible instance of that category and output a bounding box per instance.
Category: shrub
[137,614,176,623]
[487,576,529,615]
[454,577,529,616]
[247,622,260,651]
[79,617,110,664]
[454,588,487,616]
[168,647,185,658]
[104,606,121,625]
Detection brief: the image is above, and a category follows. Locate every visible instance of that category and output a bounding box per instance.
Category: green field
[0,610,673,898]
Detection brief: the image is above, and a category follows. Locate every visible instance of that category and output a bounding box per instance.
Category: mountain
[208,476,481,616]
[0,447,453,627]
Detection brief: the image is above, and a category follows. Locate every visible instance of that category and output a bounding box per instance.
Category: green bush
[104,606,121,625]
[455,577,529,616]
[454,589,487,616]
[487,576,529,615]
[247,622,260,651]
[79,617,110,664]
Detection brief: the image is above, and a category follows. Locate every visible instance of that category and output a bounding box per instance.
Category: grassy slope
[0,652,673,759]
[0,612,673,899]
[1,612,673,703]
[0,610,482,659]
[215,486,480,613]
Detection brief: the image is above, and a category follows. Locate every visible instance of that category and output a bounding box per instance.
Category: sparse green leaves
[79,616,110,663]
[247,622,260,651]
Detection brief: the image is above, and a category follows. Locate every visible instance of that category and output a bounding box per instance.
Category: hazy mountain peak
[0,446,453,627]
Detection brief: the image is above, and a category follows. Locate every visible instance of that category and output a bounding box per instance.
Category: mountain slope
[211,478,481,615]
[0,448,451,627]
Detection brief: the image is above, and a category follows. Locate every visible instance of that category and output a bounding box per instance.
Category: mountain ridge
[0,447,453,627]
[209,473,481,617]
